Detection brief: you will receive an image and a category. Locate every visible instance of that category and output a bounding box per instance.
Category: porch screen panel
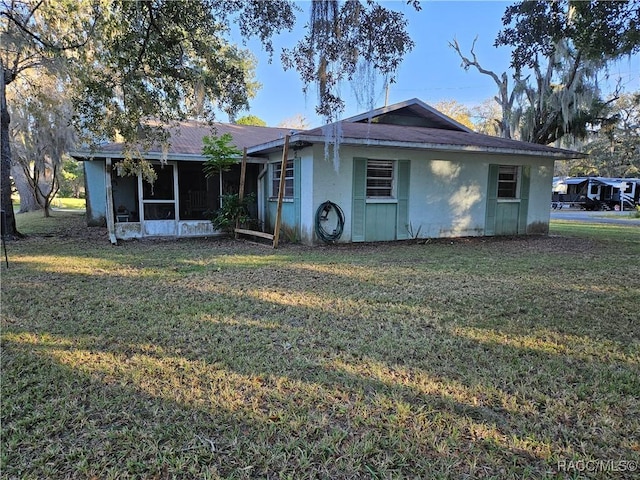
[396,160,410,240]
[485,164,499,235]
[143,166,174,200]
[142,164,176,220]
[517,165,531,234]
[352,158,367,242]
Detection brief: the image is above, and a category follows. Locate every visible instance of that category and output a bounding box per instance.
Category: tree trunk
[1,68,20,238]
[10,164,42,213]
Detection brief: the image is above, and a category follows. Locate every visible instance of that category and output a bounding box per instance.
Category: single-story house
[72,98,583,245]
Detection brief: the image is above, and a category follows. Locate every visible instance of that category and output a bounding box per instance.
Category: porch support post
[104,157,117,244]
[235,148,247,239]
[272,135,290,249]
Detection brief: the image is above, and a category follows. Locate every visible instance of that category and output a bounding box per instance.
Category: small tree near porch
[202,132,242,206]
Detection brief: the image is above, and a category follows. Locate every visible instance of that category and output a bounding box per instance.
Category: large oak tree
[1,0,417,237]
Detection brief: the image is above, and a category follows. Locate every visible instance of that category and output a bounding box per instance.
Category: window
[272,159,294,198]
[497,165,519,198]
[366,160,394,198]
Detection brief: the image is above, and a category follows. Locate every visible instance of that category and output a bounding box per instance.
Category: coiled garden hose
[315,201,345,243]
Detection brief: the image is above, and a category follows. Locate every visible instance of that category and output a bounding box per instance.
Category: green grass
[2,213,639,479]
[11,196,85,213]
[51,197,86,209]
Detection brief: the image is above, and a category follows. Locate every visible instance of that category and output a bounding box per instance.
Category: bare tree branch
[449,37,514,138]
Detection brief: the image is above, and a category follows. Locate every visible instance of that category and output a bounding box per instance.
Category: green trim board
[396,159,410,240]
[518,165,531,234]
[485,164,499,235]
[352,157,367,242]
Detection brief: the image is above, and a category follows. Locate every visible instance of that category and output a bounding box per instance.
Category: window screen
[366,160,394,198]
[497,165,518,198]
[272,160,294,198]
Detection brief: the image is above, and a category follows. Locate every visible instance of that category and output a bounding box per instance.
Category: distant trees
[433,100,474,130]
[9,70,75,216]
[236,115,267,127]
[470,99,502,136]
[277,114,310,130]
[570,93,640,177]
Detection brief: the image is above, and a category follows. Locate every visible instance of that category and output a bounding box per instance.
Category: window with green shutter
[366,160,394,198]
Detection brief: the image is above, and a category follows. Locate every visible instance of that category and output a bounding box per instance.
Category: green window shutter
[352,157,367,242]
[485,164,499,236]
[396,160,410,240]
[518,165,531,234]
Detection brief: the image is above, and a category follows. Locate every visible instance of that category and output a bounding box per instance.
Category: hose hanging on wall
[315,201,345,243]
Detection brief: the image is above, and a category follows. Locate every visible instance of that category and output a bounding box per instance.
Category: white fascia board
[69,150,268,164]
[248,135,584,160]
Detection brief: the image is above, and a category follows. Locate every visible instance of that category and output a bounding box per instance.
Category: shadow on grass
[3,229,640,478]
[3,260,639,478]
[3,330,557,479]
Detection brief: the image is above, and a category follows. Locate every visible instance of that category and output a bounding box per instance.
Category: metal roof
[71,121,292,160]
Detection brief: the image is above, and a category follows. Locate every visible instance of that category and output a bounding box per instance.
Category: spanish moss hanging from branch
[282,0,418,168]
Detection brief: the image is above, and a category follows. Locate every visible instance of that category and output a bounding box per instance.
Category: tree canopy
[235,114,267,127]
[282,0,419,122]
[568,92,640,177]
[1,0,418,236]
[496,0,640,71]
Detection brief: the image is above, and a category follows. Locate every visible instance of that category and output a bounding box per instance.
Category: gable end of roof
[342,98,473,132]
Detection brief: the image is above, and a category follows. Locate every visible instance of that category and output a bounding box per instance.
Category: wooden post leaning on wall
[272,135,290,249]
[235,147,247,240]
[104,157,117,245]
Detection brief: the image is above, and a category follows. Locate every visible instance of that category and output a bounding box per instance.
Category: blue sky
[235,0,640,127]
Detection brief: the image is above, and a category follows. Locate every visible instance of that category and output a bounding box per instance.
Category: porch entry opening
[177,162,220,220]
[141,163,178,236]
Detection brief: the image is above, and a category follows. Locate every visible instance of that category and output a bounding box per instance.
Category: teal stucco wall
[83,160,107,226]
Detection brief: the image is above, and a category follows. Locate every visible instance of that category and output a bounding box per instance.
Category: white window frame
[366,159,395,200]
[497,165,520,201]
[271,159,294,200]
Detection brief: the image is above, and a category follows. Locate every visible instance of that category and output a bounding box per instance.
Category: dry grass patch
[2,213,639,478]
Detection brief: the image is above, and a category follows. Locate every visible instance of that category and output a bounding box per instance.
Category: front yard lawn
[2,213,639,479]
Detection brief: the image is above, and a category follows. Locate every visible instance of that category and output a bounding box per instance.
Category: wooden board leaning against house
[235,135,290,248]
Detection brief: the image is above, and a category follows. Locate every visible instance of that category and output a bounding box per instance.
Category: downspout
[105,157,117,244]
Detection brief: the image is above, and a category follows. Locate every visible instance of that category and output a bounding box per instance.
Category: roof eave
[69,149,268,163]
[247,136,585,160]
